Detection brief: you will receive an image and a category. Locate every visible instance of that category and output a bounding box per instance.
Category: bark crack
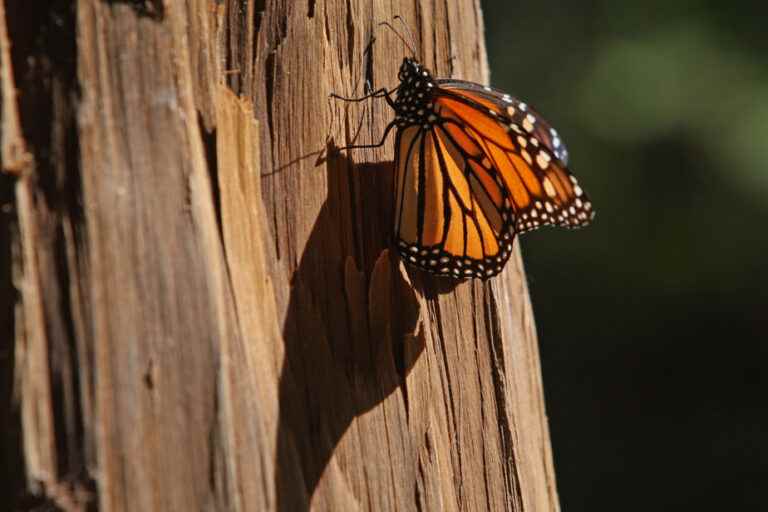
[485,287,524,508]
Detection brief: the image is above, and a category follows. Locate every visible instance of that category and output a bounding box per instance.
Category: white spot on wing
[536,151,551,169]
[522,115,535,133]
[542,177,557,197]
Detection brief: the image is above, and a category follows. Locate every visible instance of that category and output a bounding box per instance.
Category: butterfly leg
[333,121,397,152]
[330,88,392,103]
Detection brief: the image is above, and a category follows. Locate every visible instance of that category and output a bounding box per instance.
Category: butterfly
[332,24,594,280]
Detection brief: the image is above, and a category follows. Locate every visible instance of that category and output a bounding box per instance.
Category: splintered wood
[2,1,559,510]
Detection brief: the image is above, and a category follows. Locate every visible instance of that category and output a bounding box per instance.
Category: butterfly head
[394,58,437,126]
[398,57,435,83]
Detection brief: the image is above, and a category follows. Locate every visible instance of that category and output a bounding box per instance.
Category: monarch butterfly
[333,21,594,280]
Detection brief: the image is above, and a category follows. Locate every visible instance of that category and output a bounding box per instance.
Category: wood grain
[1,1,560,510]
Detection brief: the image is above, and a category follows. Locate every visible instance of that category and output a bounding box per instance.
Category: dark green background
[482,1,768,509]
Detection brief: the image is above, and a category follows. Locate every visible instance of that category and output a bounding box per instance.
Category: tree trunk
[1,1,560,510]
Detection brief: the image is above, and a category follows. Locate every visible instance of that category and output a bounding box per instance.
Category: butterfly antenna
[377,20,417,58]
[393,15,418,59]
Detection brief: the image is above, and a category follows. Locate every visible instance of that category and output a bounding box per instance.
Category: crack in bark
[254,0,266,36]
[198,115,224,244]
[431,299,465,507]
[414,0,424,60]
[444,0,455,77]
[470,288,495,511]
[485,287,524,509]
[345,0,355,71]
[4,1,97,507]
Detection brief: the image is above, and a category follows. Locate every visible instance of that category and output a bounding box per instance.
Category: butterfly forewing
[437,79,570,164]
[432,84,595,235]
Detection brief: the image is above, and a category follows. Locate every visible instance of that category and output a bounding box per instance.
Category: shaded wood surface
[1,1,559,510]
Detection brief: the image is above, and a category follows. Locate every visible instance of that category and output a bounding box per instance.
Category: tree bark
[1,1,560,510]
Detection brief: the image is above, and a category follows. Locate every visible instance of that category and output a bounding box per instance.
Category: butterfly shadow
[274,147,427,511]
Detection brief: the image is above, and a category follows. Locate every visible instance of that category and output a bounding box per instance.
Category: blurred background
[481,1,768,510]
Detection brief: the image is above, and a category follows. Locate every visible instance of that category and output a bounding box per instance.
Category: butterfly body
[392,58,438,127]
[341,56,594,280]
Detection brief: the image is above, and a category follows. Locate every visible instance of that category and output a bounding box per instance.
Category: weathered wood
[1,1,559,510]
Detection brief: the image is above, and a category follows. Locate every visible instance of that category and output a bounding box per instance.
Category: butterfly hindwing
[393,123,515,279]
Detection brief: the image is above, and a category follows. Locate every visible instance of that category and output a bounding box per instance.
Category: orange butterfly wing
[437,79,570,164]
[387,58,594,280]
[433,83,595,235]
[393,125,512,279]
